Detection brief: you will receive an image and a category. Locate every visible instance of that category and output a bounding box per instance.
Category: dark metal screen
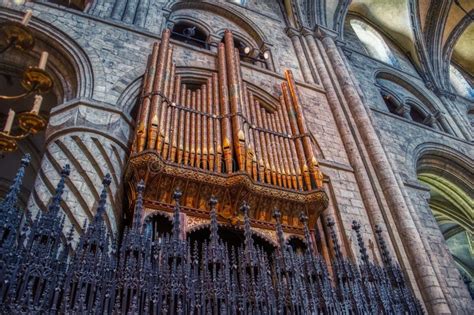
[0,155,423,314]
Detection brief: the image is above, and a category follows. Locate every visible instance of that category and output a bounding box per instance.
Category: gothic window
[409,106,426,124]
[221,37,269,69]
[449,64,474,101]
[350,19,400,67]
[33,0,90,11]
[228,0,247,5]
[171,22,209,49]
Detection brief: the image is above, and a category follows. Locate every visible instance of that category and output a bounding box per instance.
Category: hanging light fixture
[0,10,52,153]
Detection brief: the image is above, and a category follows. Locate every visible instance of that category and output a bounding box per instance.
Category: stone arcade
[0,0,472,314]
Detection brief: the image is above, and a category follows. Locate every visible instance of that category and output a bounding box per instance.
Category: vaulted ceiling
[291,0,473,92]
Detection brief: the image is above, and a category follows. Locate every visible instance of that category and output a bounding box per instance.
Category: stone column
[286,27,314,84]
[320,33,450,313]
[304,30,390,262]
[433,110,455,134]
[397,104,412,120]
[27,99,133,244]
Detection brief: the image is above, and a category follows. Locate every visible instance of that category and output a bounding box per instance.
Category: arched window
[228,0,247,5]
[171,22,209,49]
[381,92,401,115]
[409,106,426,125]
[417,153,474,296]
[449,65,474,101]
[220,36,269,69]
[34,0,90,11]
[350,19,399,67]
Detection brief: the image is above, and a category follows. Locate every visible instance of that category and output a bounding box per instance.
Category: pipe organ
[128,29,328,236]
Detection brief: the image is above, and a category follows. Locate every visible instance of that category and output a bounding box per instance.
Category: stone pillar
[397,104,412,120]
[286,27,314,84]
[27,99,133,244]
[304,30,392,262]
[320,33,450,313]
[433,110,455,134]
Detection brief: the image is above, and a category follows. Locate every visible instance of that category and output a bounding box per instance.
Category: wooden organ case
[125,29,328,243]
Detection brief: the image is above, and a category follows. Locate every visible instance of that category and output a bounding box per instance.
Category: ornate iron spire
[352,220,369,265]
[0,154,30,212]
[172,188,182,242]
[0,154,30,249]
[93,174,111,224]
[131,179,145,232]
[375,225,392,266]
[299,211,313,253]
[240,201,256,265]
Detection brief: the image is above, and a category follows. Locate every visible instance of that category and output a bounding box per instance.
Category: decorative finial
[173,188,182,202]
[352,220,369,265]
[48,164,70,214]
[132,180,145,231]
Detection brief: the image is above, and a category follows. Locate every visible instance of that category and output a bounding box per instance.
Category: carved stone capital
[300,27,314,37]
[285,27,300,38]
[313,25,338,41]
[396,104,411,116]
[423,114,437,126]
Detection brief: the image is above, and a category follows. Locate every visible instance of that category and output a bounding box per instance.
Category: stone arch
[215,28,257,49]
[115,74,144,118]
[166,15,213,41]
[0,10,94,100]
[0,10,95,209]
[164,0,269,47]
[413,143,473,284]
[374,69,443,113]
[412,142,473,194]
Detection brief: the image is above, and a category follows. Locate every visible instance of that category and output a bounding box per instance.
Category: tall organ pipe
[217,43,233,173]
[147,30,170,150]
[224,30,245,171]
[137,43,159,152]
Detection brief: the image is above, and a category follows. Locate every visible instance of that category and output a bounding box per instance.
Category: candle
[31,95,43,114]
[21,10,33,26]
[38,51,49,70]
[3,109,15,134]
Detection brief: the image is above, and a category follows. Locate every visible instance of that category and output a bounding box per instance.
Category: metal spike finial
[352,220,369,265]
[48,164,70,214]
[299,211,313,254]
[326,217,343,261]
[208,195,220,258]
[1,153,31,209]
[272,209,286,250]
[240,201,256,265]
[172,188,182,241]
[172,188,182,201]
[94,174,111,223]
[374,225,392,266]
[132,180,145,231]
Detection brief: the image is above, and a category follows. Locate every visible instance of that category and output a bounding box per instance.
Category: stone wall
[0,0,472,312]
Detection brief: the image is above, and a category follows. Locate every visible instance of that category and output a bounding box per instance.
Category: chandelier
[0,10,53,153]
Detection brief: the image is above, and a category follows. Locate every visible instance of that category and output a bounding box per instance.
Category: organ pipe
[134,29,324,191]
